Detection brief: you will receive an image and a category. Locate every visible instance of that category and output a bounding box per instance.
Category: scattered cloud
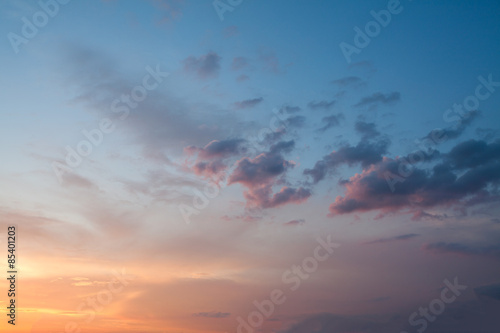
[366,233,419,244]
[331,76,365,88]
[192,311,231,318]
[183,51,221,79]
[355,121,380,140]
[284,219,305,226]
[308,100,336,111]
[232,97,263,110]
[231,56,248,70]
[424,242,500,260]
[354,92,400,109]
[223,25,239,38]
[318,114,345,132]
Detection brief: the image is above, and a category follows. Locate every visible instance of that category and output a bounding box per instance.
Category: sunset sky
[1,0,500,332]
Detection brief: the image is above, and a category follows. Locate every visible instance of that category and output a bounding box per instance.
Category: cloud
[365,233,419,244]
[60,172,96,189]
[286,115,307,128]
[318,114,345,132]
[183,52,221,79]
[231,56,248,70]
[259,51,286,74]
[474,283,500,301]
[232,97,263,110]
[229,140,311,209]
[320,135,500,216]
[328,155,500,216]
[355,121,380,140]
[185,138,245,178]
[244,185,311,209]
[229,148,293,187]
[278,313,388,333]
[223,25,239,38]
[304,136,390,184]
[331,76,365,88]
[424,242,500,260]
[186,139,245,159]
[354,92,400,108]
[61,45,239,162]
[192,160,227,178]
[236,74,249,82]
[284,219,305,226]
[446,139,500,169]
[280,105,302,114]
[192,311,231,318]
[423,110,480,142]
[308,100,336,111]
[147,0,184,24]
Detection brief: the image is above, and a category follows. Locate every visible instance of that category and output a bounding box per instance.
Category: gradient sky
[1,0,500,332]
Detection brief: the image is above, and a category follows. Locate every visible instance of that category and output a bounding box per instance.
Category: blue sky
[1,1,500,332]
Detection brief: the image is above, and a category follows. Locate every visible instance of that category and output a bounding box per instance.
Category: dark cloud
[244,185,311,209]
[446,139,500,169]
[308,100,336,111]
[326,139,500,216]
[474,283,500,301]
[284,219,305,226]
[349,60,375,72]
[229,150,292,187]
[229,141,310,209]
[278,313,389,333]
[423,110,480,142]
[411,210,448,221]
[365,233,419,244]
[270,140,295,154]
[280,105,302,114]
[185,139,245,178]
[354,92,400,108]
[304,137,390,184]
[318,114,345,132]
[231,56,248,70]
[192,311,231,318]
[331,76,365,87]
[424,242,500,260]
[286,115,306,128]
[476,127,499,141]
[233,97,263,110]
[186,139,245,159]
[183,52,221,79]
[236,74,249,82]
[355,121,380,140]
[192,160,227,178]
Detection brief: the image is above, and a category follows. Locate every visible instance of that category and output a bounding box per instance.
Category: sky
[1,0,500,332]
